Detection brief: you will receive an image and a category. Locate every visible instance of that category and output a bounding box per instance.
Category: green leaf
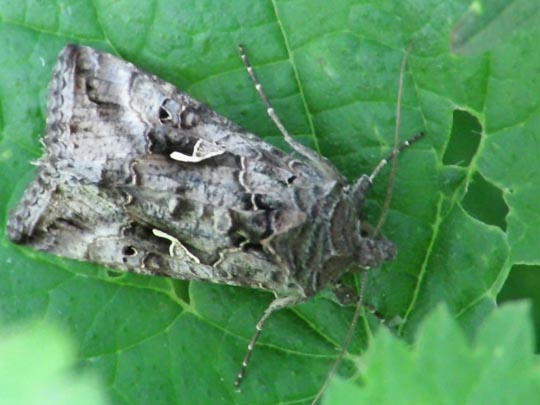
[0,0,538,404]
[499,264,540,352]
[323,303,540,405]
[0,320,107,405]
[451,0,540,55]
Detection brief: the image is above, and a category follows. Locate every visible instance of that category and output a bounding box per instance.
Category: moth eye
[159,105,173,123]
[122,245,138,256]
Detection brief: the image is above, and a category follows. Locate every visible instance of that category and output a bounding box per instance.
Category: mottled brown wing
[8,45,330,294]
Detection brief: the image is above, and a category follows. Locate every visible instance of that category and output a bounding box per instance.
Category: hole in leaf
[172,280,190,304]
[443,110,482,166]
[462,172,508,231]
[498,264,540,352]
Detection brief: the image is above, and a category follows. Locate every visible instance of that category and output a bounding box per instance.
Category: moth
[7,44,422,388]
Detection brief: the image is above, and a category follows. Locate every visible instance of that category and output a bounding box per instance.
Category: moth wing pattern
[8,45,389,299]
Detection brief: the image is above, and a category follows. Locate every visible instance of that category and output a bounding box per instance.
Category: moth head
[355,234,396,269]
[347,175,397,268]
[354,221,396,269]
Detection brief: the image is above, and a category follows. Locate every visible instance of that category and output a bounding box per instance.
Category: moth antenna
[238,44,345,181]
[312,46,424,403]
[238,44,292,143]
[234,295,303,388]
[367,130,425,233]
[373,44,421,236]
[368,131,424,187]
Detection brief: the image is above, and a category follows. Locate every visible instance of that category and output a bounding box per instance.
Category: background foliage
[0,320,107,405]
[1,0,539,403]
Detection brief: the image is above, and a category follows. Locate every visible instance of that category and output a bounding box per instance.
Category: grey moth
[7,44,422,388]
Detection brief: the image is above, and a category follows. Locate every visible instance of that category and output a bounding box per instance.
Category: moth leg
[234,293,305,388]
[331,283,359,306]
[330,281,386,322]
[238,44,345,182]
